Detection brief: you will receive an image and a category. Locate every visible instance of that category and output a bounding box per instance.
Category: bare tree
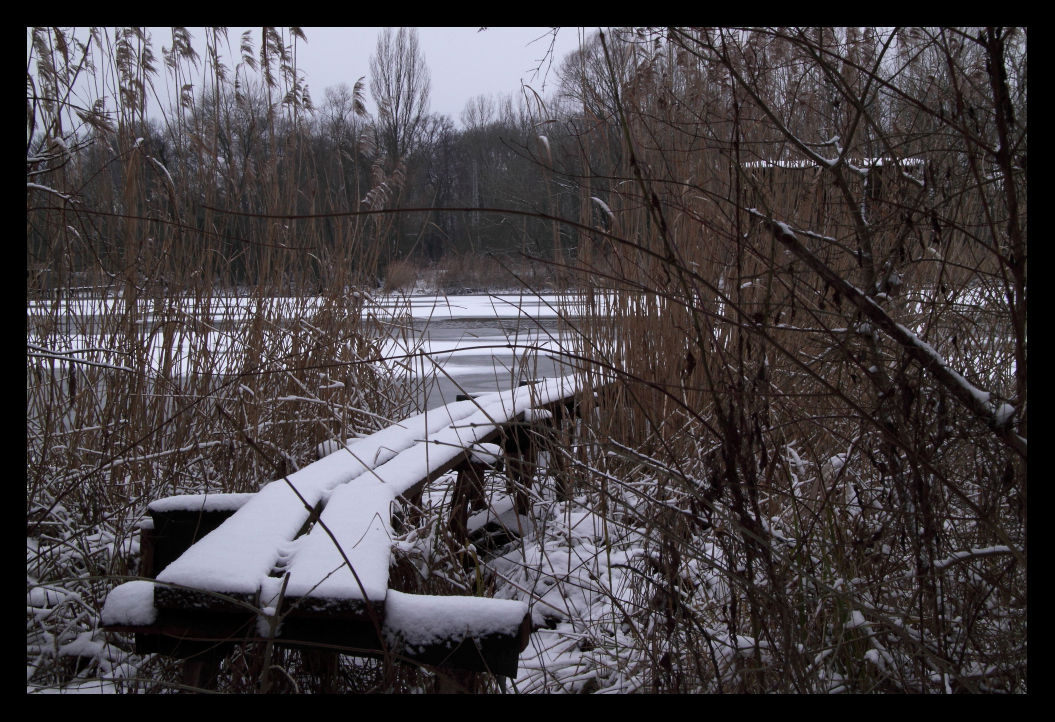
[369,27,431,162]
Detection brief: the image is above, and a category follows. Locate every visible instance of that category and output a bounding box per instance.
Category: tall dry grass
[533,28,1026,693]
[27,28,423,691]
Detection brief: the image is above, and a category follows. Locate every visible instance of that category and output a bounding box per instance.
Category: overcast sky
[145,27,586,125]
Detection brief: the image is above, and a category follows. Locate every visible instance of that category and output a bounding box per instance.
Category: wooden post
[449,460,488,549]
[505,424,537,516]
[138,520,156,579]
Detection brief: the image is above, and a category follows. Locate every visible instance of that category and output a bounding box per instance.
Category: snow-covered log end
[101,581,157,627]
[148,493,256,514]
[383,590,528,649]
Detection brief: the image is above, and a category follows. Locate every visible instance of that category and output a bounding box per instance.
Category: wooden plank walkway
[102,375,594,681]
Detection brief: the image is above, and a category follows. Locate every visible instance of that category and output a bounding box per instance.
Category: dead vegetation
[523,27,1026,693]
[28,27,1025,693]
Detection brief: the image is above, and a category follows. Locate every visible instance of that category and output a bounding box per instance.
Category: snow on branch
[751,209,1025,460]
[935,546,1014,571]
[27,352,134,373]
[27,182,79,203]
[590,196,615,224]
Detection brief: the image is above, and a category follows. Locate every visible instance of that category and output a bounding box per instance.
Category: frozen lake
[28,292,588,412]
[370,294,583,410]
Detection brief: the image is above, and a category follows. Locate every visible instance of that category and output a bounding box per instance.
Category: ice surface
[371,294,565,321]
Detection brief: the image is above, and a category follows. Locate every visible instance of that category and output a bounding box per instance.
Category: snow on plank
[385,591,528,647]
[280,375,582,608]
[104,374,588,676]
[101,581,158,627]
[152,377,581,608]
[154,399,486,605]
[279,480,397,612]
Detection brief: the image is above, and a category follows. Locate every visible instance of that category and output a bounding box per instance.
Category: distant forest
[28,28,628,291]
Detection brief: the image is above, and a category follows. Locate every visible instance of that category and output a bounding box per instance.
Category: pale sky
[148,27,586,125]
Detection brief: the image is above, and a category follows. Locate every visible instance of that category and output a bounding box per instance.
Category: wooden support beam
[504,421,538,515]
[549,404,574,501]
[181,658,221,692]
[110,606,531,678]
[449,459,489,549]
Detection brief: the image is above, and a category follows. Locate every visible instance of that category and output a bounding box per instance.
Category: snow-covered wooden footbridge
[102,376,593,683]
